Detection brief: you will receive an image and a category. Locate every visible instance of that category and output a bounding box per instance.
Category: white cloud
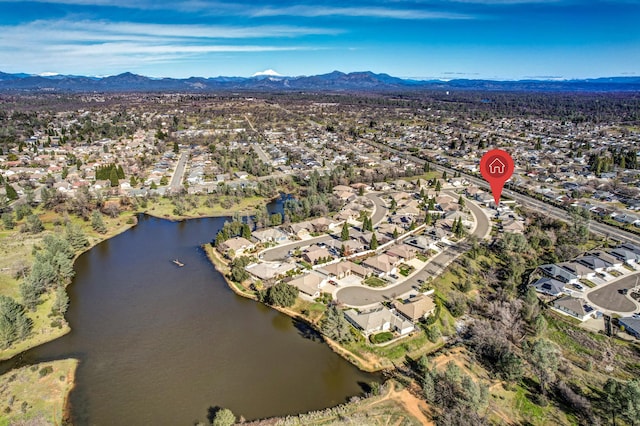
[251,5,471,19]
[0,18,320,75]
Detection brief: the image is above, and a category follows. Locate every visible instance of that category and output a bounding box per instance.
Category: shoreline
[203,244,387,373]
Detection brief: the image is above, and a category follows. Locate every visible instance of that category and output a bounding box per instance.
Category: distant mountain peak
[0,69,638,92]
[252,69,282,77]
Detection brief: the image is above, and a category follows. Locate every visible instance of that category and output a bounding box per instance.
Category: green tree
[52,286,69,317]
[241,223,251,239]
[20,280,40,311]
[269,213,282,227]
[91,210,107,234]
[261,282,298,307]
[435,180,442,192]
[15,203,31,221]
[160,176,169,186]
[320,305,354,343]
[5,183,18,201]
[0,295,32,348]
[211,408,235,426]
[24,214,44,234]
[2,212,15,230]
[458,196,465,207]
[370,232,378,250]
[529,338,559,395]
[66,223,89,251]
[173,141,179,153]
[341,222,350,241]
[109,167,119,187]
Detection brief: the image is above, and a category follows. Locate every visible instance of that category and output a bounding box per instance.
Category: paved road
[260,192,387,262]
[169,152,188,192]
[367,193,387,226]
[252,143,271,163]
[334,198,491,307]
[587,272,640,314]
[363,140,640,246]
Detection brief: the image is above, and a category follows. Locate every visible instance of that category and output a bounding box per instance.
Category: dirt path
[367,382,434,425]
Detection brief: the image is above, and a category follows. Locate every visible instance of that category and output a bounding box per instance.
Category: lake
[0,215,375,425]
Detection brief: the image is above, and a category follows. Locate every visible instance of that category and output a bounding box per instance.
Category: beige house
[393,295,436,322]
[218,236,255,257]
[318,260,369,280]
[364,253,399,276]
[302,246,333,265]
[288,271,328,299]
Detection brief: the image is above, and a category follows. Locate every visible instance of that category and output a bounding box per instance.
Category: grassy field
[144,195,269,219]
[0,358,78,426]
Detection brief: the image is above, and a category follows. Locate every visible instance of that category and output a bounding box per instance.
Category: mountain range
[1,70,639,93]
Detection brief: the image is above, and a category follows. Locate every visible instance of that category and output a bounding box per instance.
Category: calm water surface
[1,215,375,425]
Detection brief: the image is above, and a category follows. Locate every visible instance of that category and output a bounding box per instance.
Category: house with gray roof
[611,247,640,265]
[619,316,640,339]
[531,277,567,297]
[553,296,597,322]
[537,264,579,284]
[586,250,622,269]
[576,255,612,273]
[558,262,596,280]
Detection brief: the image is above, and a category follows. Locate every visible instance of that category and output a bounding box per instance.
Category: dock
[172,259,184,267]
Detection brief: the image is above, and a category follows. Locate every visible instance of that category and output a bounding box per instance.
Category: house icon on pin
[489,158,506,175]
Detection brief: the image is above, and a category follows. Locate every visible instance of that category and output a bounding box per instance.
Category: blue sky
[0,0,638,79]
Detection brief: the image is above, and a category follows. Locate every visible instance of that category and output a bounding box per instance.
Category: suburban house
[287,271,327,299]
[611,246,640,265]
[393,295,436,322]
[586,250,623,269]
[553,296,597,322]
[245,262,296,281]
[619,317,640,339]
[363,253,400,277]
[302,246,333,265]
[218,236,255,257]
[252,227,289,244]
[317,260,369,280]
[344,307,415,336]
[385,244,417,263]
[531,277,567,297]
[309,217,340,233]
[287,222,312,239]
[558,262,596,279]
[576,255,612,273]
[536,264,579,284]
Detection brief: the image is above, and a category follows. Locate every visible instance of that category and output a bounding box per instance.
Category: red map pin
[480,149,514,206]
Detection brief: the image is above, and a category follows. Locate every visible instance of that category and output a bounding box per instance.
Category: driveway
[586,272,640,314]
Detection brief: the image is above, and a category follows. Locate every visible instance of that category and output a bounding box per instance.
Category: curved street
[334,197,491,307]
[260,192,387,262]
[586,272,640,314]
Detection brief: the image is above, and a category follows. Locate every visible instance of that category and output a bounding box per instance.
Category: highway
[334,196,491,307]
[363,140,640,246]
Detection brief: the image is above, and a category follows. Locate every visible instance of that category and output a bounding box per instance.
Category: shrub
[38,366,54,377]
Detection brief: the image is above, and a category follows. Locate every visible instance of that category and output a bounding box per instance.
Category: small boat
[172,259,184,267]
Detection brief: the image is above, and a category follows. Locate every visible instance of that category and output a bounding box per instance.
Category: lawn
[364,276,387,287]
